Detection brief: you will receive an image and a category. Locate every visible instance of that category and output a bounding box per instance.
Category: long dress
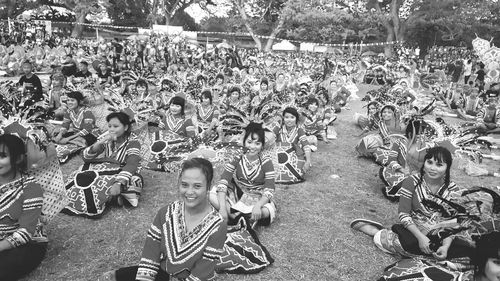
[55,106,100,163]
[215,154,277,226]
[135,201,226,281]
[273,125,309,184]
[63,133,143,217]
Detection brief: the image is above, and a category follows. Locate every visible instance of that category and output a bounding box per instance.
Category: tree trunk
[384,29,395,57]
[6,0,16,18]
[71,12,87,38]
[263,12,286,52]
[233,0,262,50]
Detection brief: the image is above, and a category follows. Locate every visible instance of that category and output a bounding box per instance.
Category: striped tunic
[136,201,226,281]
[273,125,310,152]
[159,111,196,138]
[398,174,459,233]
[62,107,99,137]
[0,176,43,247]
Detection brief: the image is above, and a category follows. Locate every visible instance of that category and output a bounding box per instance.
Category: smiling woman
[101,158,227,281]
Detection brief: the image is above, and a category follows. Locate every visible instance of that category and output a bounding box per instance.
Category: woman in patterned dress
[273,107,311,184]
[302,97,329,151]
[196,89,220,141]
[0,134,46,281]
[63,112,143,217]
[351,147,472,259]
[210,122,277,226]
[53,91,100,163]
[104,158,226,281]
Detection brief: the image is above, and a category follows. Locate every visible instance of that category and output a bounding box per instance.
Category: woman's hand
[109,182,122,196]
[433,245,449,260]
[304,160,312,172]
[251,205,263,221]
[59,137,69,144]
[418,236,432,254]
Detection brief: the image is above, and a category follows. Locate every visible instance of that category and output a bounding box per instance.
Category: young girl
[103,158,226,281]
[302,97,329,150]
[210,122,277,226]
[0,134,46,280]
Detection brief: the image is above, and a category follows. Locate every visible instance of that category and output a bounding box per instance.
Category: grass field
[22,84,499,281]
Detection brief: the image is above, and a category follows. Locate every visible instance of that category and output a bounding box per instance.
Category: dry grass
[22,84,499,281]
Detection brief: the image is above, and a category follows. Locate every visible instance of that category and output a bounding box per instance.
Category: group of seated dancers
[0,36,499,280]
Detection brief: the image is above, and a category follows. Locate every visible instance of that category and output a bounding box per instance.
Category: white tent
[272,40,298,51]
[18,5,75,20]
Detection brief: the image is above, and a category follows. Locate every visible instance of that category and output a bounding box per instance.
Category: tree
[0,0,33,19]
[107,0,150,27]
[61,0,109,37]
[148,0,216,26]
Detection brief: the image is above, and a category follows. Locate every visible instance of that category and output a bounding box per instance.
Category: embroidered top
[136,201,226,281]
[398,174,459,232]
[301,110,325,135]
[0,176,43,247]
[273,125,310,152]
[62,107,99,136]
[196,104,220,129]
[477,107,500,125]
[159,111,196,138]
[82,133,142,185]
[217,154,275,200]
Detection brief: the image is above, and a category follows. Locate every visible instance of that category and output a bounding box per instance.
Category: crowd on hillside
[0,32,499,281]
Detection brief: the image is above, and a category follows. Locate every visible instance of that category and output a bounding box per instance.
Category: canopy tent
[272,40,298,51]
[17,5,75,20]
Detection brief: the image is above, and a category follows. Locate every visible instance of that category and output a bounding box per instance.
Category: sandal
[350,218,384,233]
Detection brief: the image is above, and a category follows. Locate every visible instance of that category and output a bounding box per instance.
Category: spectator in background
[61,54,77,77]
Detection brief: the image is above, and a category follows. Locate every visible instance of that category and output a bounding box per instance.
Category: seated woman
[0,134,46,281]
[63,112,143,217]
[317,88,338,140]
[53,91,100,163]
[273,107,311,184]
[209,122,277,226]
[354,101,380,135]
[196,89,220,142]
[148,96,196,172]
[351,147,472,259]
[302,97,329,151]
[103,158,227,281]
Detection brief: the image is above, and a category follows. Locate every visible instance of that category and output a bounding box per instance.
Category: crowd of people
[0,31,499,281]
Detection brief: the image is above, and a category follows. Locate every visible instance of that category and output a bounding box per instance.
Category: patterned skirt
[379,166,407,200]
[274,142,305,184]
[63,162,143,218]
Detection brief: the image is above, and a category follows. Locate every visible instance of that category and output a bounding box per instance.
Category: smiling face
[136,84,147,96]
[230,91,239,100]
[67,97,79,110]
[107,117,128,139]
[423,157,447,181]
[260,83,268,91]
[179,168,208,209]
[170,103,182,116]
[368,105,378,115]
[483,257,500,281]
[381,107,394,121]
[201,96,211,106]
[283,112,297,127]
[308,102,318,113]
[244,133,263,157]
[0,144,13,178]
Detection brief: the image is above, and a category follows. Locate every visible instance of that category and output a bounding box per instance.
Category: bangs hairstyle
[67,91,86,104]
[0,134,26,178]
[170,96,186,115]
[243,122,266,147]
[419,146,452,189]
[306,97,319,107]
[106,112,133,135]
[283,107,299,124]
[135,79,148,90]
[473,231,500,276]
[200,90,213,104]
[179,158,214,189]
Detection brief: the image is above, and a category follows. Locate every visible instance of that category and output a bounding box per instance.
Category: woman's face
[368,105,377,115]
[201,96,211,106]
[423,157,447,181]
[0,145,13,178]
[381,108,394,121]
[136,85,147,95]
[308,102,318,112]
[483,257,500,281]
[170,103,182,115]
[107,117,128,138]
[179,168,208,209]
[283,112,297,127]
[67,97,79,110]
[230,91,239,100]
[260,83,268,91]
[244,134,263,157]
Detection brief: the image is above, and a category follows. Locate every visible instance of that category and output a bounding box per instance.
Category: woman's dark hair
[200,90,213,104]
[419,146,452,192]
[180,157,214,189]
[367,101,379,115]
[306,97,319,107]
[0,134,26,178]
[243,122,266,147]
[260,77,269,87]
[135,79,148,90]
[317,87,330,104]
[215,73,224,81]
[106,112,133,135]
[380,104,396,114]
[283,107,299,124]
[473,231,500,277]
[67,91,85,105]
[229,86,241,95]
[170,96,185,115]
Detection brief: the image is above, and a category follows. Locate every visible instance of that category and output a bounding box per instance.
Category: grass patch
[22,84,499,281]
